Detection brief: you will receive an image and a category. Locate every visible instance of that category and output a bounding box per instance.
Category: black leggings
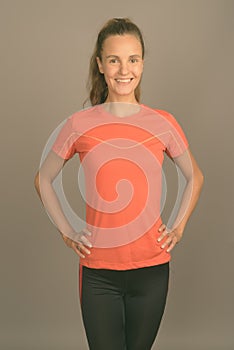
[79,262,170,350]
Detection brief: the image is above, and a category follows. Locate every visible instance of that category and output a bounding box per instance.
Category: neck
[102,102,141,117]
[105,93,139,104]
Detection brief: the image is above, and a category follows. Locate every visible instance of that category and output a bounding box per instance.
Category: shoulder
[71,105,98,120]
[141,104,179,125]
[65,105,99,127]
[154,108,178,125]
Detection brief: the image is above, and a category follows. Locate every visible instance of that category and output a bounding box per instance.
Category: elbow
[34,171,39,188]
[34,170,53,192]
[187,167,204,189]
[198,168,204,185]
[34,171,41,193]
[194,168,204,190]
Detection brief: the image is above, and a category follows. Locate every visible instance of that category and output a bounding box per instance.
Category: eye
[130,58,139,63]
[109,58,119,64]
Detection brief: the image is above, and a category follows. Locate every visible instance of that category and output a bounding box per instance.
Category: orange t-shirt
[51,104,189,270]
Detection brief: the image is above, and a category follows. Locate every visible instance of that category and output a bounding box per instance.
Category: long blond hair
[85,18,145,106]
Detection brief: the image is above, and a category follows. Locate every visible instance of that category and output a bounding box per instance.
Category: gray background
[1,0,234,349]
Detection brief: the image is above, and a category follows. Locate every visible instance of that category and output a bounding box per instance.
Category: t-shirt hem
[79,255,171,271]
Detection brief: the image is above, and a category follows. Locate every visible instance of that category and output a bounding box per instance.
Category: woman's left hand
[157,224,183,253]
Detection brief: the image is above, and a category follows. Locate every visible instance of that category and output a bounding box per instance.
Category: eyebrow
[105,54,142,59]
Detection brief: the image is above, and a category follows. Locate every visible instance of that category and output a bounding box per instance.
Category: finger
[166,236,178,253]
[80,235,93,248]
[76,242,91,256]
[160,235,172,249]
[73,241,91,258]
[71,242,85,258]
[73,231,93,248]
[158,223,166,233]
[157,227,170,242]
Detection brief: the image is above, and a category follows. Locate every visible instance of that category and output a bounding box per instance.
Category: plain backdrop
[1,0,234,349]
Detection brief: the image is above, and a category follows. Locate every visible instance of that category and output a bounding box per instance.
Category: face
[96,34,144,103]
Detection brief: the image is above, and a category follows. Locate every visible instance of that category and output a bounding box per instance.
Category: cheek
[133,65,143,77]
[104,67,118,80]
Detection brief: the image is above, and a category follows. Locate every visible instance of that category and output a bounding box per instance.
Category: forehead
[102,34,142,56]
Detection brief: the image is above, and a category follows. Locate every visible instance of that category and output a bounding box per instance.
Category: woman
[34,18,204,350]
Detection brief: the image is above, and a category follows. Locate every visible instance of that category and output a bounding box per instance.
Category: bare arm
[34,150,92,257]
[158,147,204,252]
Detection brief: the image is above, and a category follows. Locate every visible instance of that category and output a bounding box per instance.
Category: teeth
[116,79,132,83]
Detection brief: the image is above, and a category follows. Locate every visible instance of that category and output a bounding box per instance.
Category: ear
[96,57,104,74]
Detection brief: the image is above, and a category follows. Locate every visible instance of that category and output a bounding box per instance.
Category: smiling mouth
[115,78,133,83]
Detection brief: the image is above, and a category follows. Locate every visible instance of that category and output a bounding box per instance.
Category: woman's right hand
[61,230,92,258]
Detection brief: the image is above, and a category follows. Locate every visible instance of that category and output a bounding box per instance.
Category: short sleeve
[51,115,78,160]
[157,110,189,158]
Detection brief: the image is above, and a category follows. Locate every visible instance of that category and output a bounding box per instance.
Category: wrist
[171,226,184,242]
[172,223,185,234]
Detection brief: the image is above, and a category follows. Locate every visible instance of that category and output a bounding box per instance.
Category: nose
[119,61,129,75]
